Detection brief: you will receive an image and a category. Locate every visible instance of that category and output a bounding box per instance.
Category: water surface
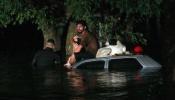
[0,61,168,100]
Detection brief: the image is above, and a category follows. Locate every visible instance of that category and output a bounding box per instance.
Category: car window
[108,58,142,70]
[76,60,105,69]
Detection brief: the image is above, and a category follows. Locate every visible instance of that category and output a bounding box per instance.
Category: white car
[72,55,162,70]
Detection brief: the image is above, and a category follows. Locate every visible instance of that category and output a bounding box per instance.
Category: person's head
[45,39,55,49]
[76,20,88,33]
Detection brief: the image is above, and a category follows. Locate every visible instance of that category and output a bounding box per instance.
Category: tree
[0,0,65,45]
[0,0,65,28]
[0,0,163,51]
[66,0,162,47]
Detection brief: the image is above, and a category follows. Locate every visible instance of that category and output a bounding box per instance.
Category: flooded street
[1,0,175,99]
[0,57,172,100]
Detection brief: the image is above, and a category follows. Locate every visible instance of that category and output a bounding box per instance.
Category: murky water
[0,55,174,100]
[64,69,164,100]
[0,65,169,100]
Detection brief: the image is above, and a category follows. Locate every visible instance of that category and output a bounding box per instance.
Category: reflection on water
[96,71,127,88]
[0,62,171,100]
[65,68,163,100]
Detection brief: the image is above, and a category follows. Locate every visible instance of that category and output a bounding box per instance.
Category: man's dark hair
[47,39,55,45]
[76,20,87,27]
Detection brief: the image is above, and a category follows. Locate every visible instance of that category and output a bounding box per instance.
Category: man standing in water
[32,39,60,69]
[64,20,98,69]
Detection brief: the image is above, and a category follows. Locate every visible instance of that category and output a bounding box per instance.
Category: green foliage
[0,0,162,46]
[66,0,162,46]
[65,0,101,30]
[0,0,65,32]
[124,31,147,45]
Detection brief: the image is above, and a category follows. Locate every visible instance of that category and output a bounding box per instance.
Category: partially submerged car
[72,55,162,70]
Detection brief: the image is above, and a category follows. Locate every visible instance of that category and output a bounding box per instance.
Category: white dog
[96,40,129,58]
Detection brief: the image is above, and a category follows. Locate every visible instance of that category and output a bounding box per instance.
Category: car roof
[73,55,162,69]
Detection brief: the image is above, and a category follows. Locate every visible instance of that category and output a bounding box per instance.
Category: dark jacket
[32,48,60,68]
